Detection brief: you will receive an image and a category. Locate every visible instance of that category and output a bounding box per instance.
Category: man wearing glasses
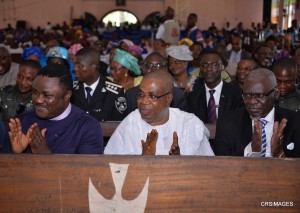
[104,71,214,156]
[188,50,243,126]
[214,68,300,158]
[125,52,188,114]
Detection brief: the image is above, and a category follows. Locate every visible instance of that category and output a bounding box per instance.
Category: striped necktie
[260,119,268,157]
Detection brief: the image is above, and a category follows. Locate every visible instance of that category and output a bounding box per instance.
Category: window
[101,10,138,27]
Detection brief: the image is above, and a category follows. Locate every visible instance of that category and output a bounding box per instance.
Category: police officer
[0,60,40,127]
[71,47,127,121]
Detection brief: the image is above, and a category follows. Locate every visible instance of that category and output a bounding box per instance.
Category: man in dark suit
[188,50,243,124]
[71,47,127,121]
[126,52,188,114]
[214,68,300,158]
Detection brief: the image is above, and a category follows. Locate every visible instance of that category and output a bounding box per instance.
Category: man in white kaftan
[104,71,214,156]
[105,108,213,155]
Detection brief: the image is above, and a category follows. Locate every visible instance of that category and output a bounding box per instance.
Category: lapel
[198,83,208,122]
[218,82,227,116]
[89,77,107,105]
[73,83,88,106]
[274,106,283,122]
[240,109,252,147]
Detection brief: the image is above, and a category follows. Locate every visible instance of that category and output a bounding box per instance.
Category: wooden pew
[100,121,121,137]
[100,122,216,139]
[0,154,299,212]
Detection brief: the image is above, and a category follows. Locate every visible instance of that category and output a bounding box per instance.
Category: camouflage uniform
[0,86,34,126]
[277,89,300,112]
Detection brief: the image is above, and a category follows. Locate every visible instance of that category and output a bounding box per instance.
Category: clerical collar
[50,103,72,121]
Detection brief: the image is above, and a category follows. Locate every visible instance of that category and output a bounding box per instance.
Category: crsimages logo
[261,201,294,207]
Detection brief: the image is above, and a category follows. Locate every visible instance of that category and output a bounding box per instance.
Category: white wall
[0,0,263,30]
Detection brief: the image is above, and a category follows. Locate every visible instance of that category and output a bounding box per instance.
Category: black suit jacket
[188,81,244,123]
[71,77,127,121]
[214,107,300,157]
[125,86,189,115]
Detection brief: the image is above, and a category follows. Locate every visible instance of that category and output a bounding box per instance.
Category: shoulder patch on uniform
[105,81,123,95]
[115,96,127,113]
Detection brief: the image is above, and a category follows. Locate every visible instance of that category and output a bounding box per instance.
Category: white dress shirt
[205,80,223,118]
[83,77,100,97]
[229,49,242,64]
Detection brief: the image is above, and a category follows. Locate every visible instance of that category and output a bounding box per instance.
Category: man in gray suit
[226,36,251,76]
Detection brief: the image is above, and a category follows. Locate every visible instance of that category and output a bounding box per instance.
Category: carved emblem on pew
[88,163,150,212]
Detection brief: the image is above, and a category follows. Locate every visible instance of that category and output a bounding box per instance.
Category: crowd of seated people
[0,11,300,157]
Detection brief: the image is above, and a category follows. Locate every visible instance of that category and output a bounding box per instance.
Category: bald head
[143,70,174,92]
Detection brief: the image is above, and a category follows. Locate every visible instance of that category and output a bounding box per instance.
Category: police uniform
[0,86,34,126]
[71,77,127,122]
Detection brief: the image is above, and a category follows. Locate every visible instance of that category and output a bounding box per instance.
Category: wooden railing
[0,154,299,212]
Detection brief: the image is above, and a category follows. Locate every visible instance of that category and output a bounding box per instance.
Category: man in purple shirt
[3,64,103,154]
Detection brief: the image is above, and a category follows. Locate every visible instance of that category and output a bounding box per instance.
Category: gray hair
[245,68,277,88]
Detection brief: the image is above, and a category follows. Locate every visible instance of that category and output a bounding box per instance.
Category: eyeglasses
[137,91,172,101]
[242,88,275,101]
[200,62,222,70]
[143,63,166,70]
